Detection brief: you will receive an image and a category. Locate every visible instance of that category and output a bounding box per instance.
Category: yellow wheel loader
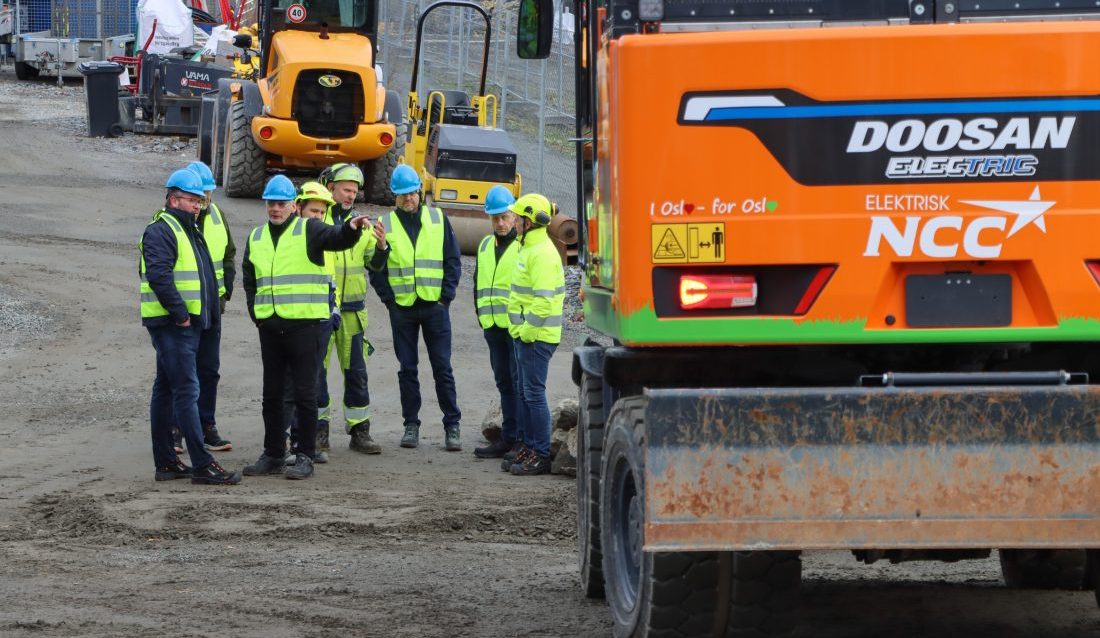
[403,0,522,252]
[198,0,405,202]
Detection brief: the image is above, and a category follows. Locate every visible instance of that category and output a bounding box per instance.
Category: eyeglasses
[176,195,201,206]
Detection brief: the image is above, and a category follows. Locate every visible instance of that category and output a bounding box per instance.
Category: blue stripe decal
[703,98,1100,121]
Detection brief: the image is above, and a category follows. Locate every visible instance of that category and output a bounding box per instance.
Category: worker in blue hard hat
[139,169,242,485]
[472,186,524,460]
[242,174,374,480]
[162,160,235,456]
[368,164,464,451]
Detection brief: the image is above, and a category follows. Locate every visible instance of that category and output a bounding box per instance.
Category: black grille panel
[292,70,364,139]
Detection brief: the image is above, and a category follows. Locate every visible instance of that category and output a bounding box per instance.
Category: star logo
[960,186,1055,238]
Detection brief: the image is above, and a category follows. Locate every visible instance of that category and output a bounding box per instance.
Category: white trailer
[12,0,133,80]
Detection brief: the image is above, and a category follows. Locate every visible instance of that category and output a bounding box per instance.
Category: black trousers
[283,322,333,448]
[259,321,321,458]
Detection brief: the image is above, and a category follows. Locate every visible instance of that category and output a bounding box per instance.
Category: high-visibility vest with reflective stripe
[381,205,445,307]
[202,202,229,297]
[475,234,519,330]
[247,217,330,320]
[323,205,376,310]
[506,227,565,344]
[139,210,203,318]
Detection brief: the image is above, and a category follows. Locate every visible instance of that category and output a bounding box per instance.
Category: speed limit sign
[287,3,307,23]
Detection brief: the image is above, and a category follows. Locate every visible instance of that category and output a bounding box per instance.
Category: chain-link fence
[377,0,578,215]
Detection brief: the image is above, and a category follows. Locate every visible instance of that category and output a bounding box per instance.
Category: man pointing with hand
[241,175,373,481]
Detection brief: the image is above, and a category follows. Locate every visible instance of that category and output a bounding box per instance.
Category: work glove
[329,310,342,331]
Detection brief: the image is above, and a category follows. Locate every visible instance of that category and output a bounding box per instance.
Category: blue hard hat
[186,161,217,192]
[165,169,206,198]
[390,164,421,195]
[484,185,516,215]
[262,175,297,201]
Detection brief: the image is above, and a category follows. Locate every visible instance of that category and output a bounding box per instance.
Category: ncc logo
[864,187,1053,259]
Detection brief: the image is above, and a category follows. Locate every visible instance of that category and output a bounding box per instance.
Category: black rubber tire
[364,90,407,206]
[15,61,38,81]
[999,549,1087,590]
[222,100,266,198]
[196,93,215,166]
[577,372,606,599]
[1086,550,1100,609]
[727,551,802,637]
[600,396,723,638]
[210,82,234,183]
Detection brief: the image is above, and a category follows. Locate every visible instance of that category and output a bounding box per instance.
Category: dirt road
[0,69,1097,637]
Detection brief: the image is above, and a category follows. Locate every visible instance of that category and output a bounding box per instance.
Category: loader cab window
[273,0,368,28]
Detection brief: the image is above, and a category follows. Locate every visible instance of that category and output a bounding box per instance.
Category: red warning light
[679,274,757,310]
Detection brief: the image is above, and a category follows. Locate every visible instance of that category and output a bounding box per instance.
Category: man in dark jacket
[139,169,242,485]
[367,165,463,451]
[240,175,374,480]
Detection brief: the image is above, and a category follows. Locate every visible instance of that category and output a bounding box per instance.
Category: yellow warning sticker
[651,223,726,263]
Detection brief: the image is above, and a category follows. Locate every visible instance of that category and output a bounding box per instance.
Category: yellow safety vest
[381,205,445,307]
[323,205,376,311]
[139,210,202,318]
[248,217,330,320]
[507,227,565,344]
[475,234,519,330]
[202,202,230,297]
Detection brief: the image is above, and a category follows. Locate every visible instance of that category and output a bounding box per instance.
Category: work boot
[285,453,314,480]
[510,453,551,476]
[202,423,232,451]
[400,424,420,449]
[474,439,512,459]
[191,461,242,485]
[285,447,328,464]
[172,427,184,454]
[243,453,285,476]
[349,421,381,454]
[316,419,330,452]
[154,458,192,482]
[444,427,462,452]
[500,443,528,472]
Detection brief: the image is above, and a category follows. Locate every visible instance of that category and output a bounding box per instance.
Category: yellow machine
[403,0,522,251]
[198,0,404,201]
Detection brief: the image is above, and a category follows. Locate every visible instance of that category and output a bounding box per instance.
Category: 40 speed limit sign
[287,3,307,23]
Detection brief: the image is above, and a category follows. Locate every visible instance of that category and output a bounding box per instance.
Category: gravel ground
[0,284,54,362]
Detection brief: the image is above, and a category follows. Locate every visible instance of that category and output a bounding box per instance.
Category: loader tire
[999,549,1087,590]
[727,551,802,637]
[578,372,606,599]
[15,62,38,81]
[222,100,266,198]
[364,90,406,206]
[600,396,724,637]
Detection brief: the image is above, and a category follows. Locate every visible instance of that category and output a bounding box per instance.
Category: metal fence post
[538,55,546,191]
[380,0,388,73]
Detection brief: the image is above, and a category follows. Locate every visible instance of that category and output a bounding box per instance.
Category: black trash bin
[78,61,125,137]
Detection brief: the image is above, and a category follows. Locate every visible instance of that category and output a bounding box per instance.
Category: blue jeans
[387,302,460,430]
[148,324,215,470]
[197,320,221,427]
[484,327,521,444]
[514,339,556,457]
